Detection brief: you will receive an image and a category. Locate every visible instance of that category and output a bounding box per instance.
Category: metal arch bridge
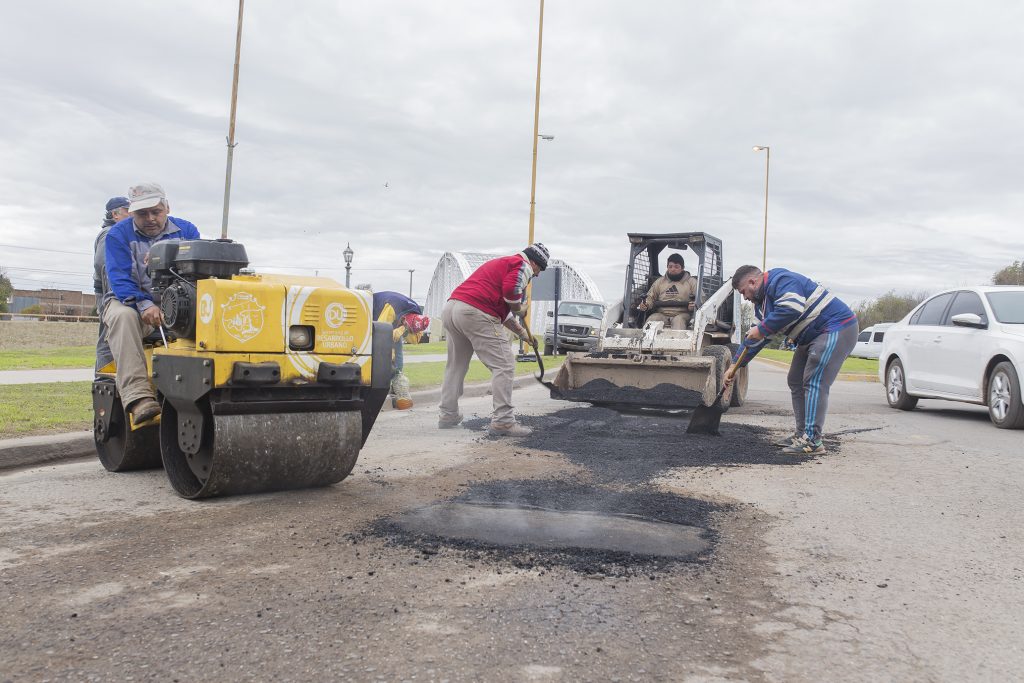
[424,252,603,335]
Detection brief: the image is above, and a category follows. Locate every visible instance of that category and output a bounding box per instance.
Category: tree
[853,290,929,328]
[0,267,12,313]
[992,260,1024,286]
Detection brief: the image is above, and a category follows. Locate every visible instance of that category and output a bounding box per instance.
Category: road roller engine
[92,239,393,499]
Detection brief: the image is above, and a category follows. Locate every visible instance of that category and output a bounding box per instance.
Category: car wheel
[987,362,1024,429]
[885,358,918,411]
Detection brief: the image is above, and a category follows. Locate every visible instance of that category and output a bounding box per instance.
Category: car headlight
[289,325,314,350]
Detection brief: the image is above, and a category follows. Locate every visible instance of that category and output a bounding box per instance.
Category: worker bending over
[372,290,429,409]
[725,265,858,455]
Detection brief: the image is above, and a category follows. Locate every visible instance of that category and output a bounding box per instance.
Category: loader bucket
[552,352,720,409]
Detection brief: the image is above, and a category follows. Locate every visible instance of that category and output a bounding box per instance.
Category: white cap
[128,182,167,212]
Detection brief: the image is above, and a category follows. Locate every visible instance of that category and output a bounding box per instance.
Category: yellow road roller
[92,239,392,499]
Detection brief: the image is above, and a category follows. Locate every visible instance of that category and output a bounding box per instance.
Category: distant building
[424,252,602,337]
[11,288,96,315]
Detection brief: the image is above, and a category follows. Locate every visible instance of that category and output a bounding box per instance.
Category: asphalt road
[1,363,1021,682]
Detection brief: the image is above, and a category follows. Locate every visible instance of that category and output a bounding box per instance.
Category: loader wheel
[92,381,162,472]
[701,345,732,412]
[727,343,748,407]
[729,365,749,407]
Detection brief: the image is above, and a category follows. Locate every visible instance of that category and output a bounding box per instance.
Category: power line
[3,266,92,276]
[0,243,92,256]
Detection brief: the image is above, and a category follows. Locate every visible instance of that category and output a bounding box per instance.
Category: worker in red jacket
[439,243,549,436]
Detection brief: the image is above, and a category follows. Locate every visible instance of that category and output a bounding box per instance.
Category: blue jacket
[102,216,200,313]
[734,268,856,366]
[372,291,422,323]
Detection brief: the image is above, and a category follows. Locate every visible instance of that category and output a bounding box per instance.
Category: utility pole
[221,0,245,239]
[408,269,414,298]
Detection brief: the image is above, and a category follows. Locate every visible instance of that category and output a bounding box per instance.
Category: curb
[1,371,556,472]
[753,357,878,383]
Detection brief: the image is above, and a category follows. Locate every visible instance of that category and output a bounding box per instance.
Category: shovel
[522,320,559,393]
[686,346,748,435]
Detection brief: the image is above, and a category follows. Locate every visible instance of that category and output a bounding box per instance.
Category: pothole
[395,501,710,559]
[361,479,722,575]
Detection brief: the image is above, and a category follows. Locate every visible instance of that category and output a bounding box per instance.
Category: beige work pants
[647,311,690,329]
[440,299,516,427]
[103,299,155,407]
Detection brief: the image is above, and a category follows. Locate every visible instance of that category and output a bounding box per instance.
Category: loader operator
[439,242,549,437]
[637,253,696,329]
[724,265,858,456]
[101,183,200,425]
[372,290,430,409]
[94,196,131,371]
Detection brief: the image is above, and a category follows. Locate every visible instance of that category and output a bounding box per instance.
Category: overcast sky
[1,0,1022,306]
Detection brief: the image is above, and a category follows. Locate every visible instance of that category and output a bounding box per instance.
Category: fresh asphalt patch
[359,404,840,576]
[362,479,721,576]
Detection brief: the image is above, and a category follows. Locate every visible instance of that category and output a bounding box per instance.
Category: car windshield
[985,291,1024,324]
[558,303,604,319]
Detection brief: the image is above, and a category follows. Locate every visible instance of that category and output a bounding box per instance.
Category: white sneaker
[773,431,801,448]
[488,423,533,437]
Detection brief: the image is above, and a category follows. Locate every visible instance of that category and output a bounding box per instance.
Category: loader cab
[621,232,724,330]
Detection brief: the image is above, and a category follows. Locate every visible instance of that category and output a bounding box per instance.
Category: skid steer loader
[552,232,749,410]
[92,239,392,499]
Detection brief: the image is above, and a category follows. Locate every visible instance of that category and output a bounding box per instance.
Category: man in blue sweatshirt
[102,183,200,423]
[725,265,858,455]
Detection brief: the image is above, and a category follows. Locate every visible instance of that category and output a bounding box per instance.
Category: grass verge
[757,348,879,375]
[0,382,93,438]
[0,346,95,371]
[0,358,567,437]
[403,356,564,390]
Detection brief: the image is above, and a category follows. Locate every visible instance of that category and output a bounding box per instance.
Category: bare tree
[992,261,1024,286]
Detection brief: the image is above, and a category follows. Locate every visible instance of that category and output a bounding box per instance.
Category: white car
[851,323,894,359]
[879,286,1024,428]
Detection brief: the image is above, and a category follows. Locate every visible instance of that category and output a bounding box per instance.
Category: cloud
[1,0,1022,306]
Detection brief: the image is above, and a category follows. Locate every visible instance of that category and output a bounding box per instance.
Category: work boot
[438,413,464,429]
[774,431,802,448]
[128,397,161,424]
[780,435,825,455]
[488,422,532,437]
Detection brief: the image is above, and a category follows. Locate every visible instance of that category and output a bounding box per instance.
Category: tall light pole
[343,243,354,288]
[408,269,414,298]
[753,145,770,272]
[221,0,245,239]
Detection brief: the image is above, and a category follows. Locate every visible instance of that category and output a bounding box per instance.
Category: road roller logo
[221,292,266,343]
[199,293,214,324]
[324,302,347,328]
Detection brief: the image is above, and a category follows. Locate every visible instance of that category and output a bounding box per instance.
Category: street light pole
[408,269,414,298]
[343,242,354,288]
[753,145,770,271]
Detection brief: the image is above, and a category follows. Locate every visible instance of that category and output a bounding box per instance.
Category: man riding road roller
[93,183,393,499]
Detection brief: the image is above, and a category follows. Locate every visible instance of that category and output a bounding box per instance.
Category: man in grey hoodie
[94,196,130,370]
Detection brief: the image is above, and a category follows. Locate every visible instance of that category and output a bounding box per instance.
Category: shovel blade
[685,402,725,435]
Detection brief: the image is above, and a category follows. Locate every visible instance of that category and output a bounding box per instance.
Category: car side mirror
[546,311,553,317]
[950,313,987,329]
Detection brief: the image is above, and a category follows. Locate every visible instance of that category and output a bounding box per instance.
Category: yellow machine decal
[222,291,266,343]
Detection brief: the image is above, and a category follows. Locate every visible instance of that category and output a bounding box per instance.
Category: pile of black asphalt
[552,378,706,409]
[467,406,815,484]
[359,404,830,576]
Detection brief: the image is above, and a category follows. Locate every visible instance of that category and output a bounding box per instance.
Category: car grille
[558,325,591,336]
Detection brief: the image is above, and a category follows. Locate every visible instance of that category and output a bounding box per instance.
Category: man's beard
[666,270,684,282]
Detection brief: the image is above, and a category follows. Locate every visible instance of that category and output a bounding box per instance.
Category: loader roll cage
[621,232,724,329]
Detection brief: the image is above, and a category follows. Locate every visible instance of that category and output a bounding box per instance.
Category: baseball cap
[128,182,167,212]
[405,314,430,333]
[105,196,129,212]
